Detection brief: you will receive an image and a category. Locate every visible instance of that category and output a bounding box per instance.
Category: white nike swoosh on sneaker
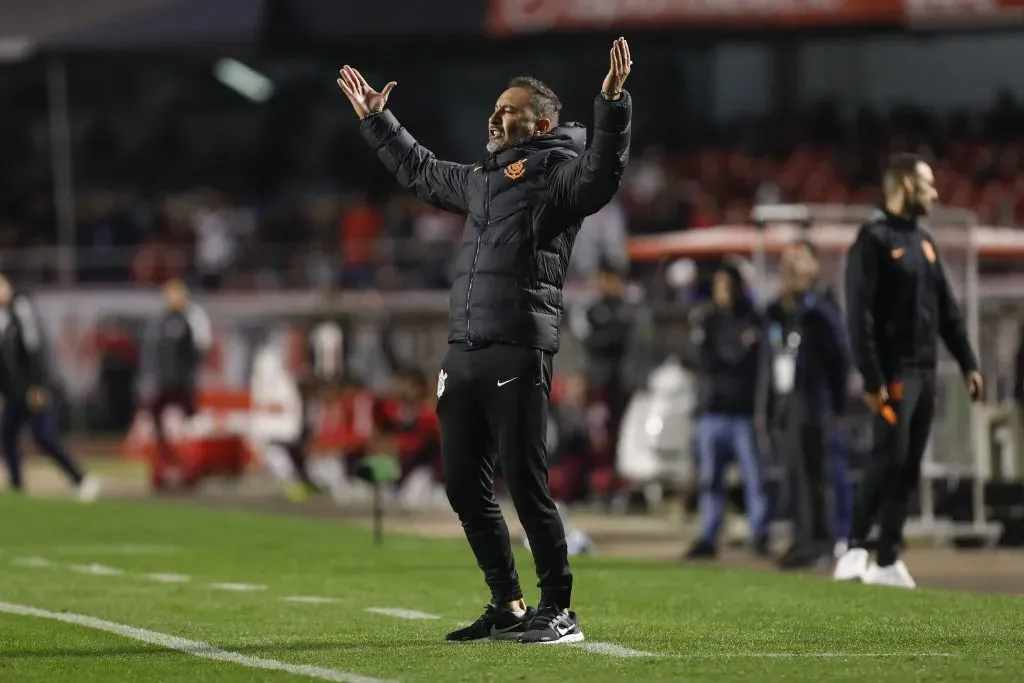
[496,377,517,387]
[555,623,575,637]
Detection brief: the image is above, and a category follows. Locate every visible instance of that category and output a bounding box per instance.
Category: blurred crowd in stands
[4,90,1024,290]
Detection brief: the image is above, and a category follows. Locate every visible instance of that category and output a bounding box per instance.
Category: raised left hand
[601,37,632,99]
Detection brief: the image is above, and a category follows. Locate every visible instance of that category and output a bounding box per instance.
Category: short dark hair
[507,76,562,123]
[883,152,925,191]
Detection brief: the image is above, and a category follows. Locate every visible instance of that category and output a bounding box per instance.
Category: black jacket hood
[526,122,587,155]
[486,122,587,167]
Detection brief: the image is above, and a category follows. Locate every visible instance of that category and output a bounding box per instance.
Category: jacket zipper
[466,172,488,342]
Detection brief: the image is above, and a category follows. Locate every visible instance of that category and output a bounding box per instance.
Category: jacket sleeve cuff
[960,354,980,375]
[593,90,632,133]
[359,110,402,149]
[861,372,884,395]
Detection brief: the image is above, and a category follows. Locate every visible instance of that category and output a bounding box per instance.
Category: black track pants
[435,342,572,609]
[849,372,936,566]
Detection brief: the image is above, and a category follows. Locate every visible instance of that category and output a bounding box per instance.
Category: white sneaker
[77,476,101,503]
[863,560,916,589]
[832,547,869,581]
[566,528,597,556]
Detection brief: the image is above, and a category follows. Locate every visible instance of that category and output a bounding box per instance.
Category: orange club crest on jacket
[503,159,526,181]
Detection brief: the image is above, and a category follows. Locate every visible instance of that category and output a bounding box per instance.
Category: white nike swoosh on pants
[496,378,517,387]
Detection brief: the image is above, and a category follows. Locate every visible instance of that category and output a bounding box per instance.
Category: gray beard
[486,130,535,155]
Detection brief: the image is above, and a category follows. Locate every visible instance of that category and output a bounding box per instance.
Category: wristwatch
[601,90,622,101]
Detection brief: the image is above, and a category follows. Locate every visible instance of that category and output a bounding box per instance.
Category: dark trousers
[850,373,936,566]
[147,389,197,487]
[775,399,832,556]
[436,342,571,609]
[829,427,852,541]
[1,399,84,490]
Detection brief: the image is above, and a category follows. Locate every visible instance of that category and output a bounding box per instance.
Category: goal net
[752,203,997,541]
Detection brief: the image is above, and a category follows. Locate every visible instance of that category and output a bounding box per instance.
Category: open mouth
[489,128,502,139]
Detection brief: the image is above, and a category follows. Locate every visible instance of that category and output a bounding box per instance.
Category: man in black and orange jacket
[835,153,982,588]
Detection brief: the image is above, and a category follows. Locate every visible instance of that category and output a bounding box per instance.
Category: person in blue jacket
[758,240,850,569]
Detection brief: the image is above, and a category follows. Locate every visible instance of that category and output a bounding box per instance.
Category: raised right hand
[337,65,396,120]
[601,37,632,99]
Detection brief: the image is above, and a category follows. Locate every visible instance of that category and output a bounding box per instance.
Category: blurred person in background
[573,258,635,501]
[307,310,347,387]
[249,343,320,502]
[759,240,849,570]
[412,205,463,288]
[828,419,853,556]
[0,274,99,501]
[339,191,383,289]
[337,36,632,645]
[685,262,769,560]
[77,190,137,283]
[835,153,982,588]
[372,365,445,508]
[302,307,353,496]
[528,374,597,555]
[567,196,628,283]
[546,373,591,504]
[90,316,141,431]
[1016,320,1024,415]
[138,279,212,490]
[191,188,254,291]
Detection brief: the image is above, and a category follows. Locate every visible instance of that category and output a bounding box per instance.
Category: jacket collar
[481,123,587,169]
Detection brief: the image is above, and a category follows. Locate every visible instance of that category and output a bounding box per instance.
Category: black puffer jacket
[360,92,632,353]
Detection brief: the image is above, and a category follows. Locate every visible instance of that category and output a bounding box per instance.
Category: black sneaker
[683,539,717,560]
[445,604,534,643]
[519,604,584,644]
[777,544,833,571]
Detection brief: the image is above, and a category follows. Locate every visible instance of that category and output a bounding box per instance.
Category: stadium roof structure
[0,0,267,58]
[0,0,491,58]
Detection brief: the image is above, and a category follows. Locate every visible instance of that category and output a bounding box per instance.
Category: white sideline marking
[52,544,180,556]
[10,557,55,568]
[365,607,440,620]
[146,573,192,584]
[748,652,954,659]
[208,582,267,592]
[675,652,952,660]
[283,596,342,604]
[575,643,954,660]
[0,601,394,683]
[70,564,125,576]
[576,641,657,657]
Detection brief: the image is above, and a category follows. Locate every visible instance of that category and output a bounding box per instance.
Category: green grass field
[0,494,1022,682]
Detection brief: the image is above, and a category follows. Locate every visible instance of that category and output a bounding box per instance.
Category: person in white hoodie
[248,344,319,501]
